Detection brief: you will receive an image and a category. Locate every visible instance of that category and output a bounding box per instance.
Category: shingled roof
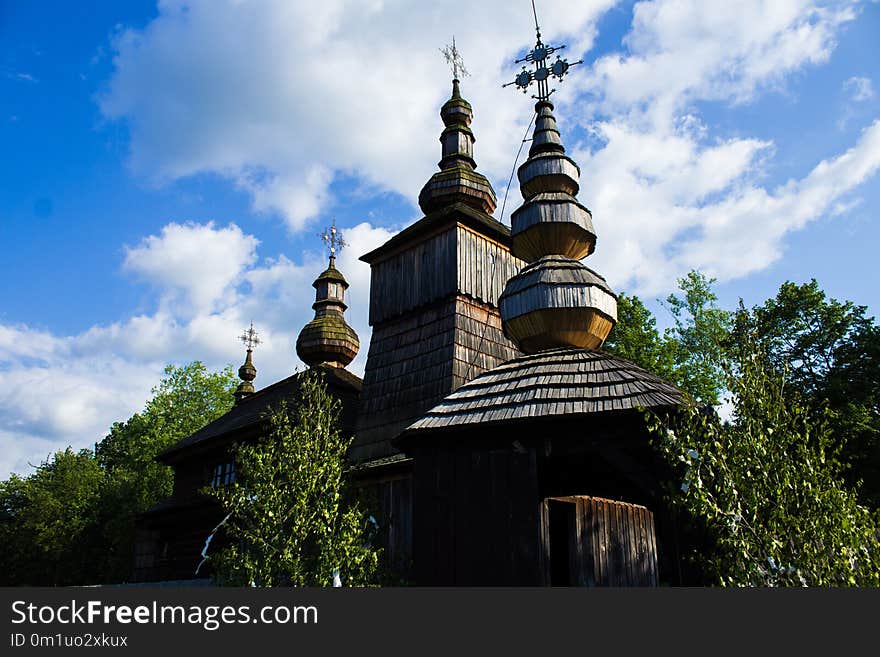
[158,364,362,462]
[398,348,681,438]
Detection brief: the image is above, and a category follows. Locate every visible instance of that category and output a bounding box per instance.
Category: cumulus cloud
[0,220,395,478]
[565,0,876,293]
[123,221,259,314]
[97,0,877,296]
[98,0,615,230]
[580,0,858,128]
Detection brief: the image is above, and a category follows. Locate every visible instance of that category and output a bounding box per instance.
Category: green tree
[649,332,880,586]
[603,292,676,379]
[208,369,380,586]
[604,273,731,404]
[0,449,106,586]
[95,361,237,582]
[741,280,880,506]
[0,361,237,585]
[662,271,732,406]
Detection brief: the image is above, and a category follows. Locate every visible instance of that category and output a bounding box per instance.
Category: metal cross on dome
[239,321,261,351]
[503,2,582,100]
[319,218,347,258]
[441,36,469,80]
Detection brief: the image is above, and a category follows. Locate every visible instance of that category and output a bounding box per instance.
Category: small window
[211,461,236,488]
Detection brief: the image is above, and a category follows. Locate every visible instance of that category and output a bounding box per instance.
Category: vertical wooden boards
[542,495,659,586]
[488,447,511,583]
[510,446,541,585]
[455,224,523,307]
[372,475,413,579]
[368,228,458,326]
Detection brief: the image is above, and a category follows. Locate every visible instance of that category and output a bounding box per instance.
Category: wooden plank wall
[368,228,458,326]
[413,444,541,585]
[456,225,523,308]
[368,222,522,327]
[353,298,459,462]
[541,496,658,586]
[376,475,413,580]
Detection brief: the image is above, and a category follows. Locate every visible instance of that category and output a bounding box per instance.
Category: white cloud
[584,118,880,294]
[580,0,858,128]
[123,221,259,314]
[98,0,616,230]
[844,76,874,102]
[0,220,394,478]
[564,0,877,294]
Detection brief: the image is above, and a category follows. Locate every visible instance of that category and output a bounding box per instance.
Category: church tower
[296,222,360,369]
[353,53,524,464]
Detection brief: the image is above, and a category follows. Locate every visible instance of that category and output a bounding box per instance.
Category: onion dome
[418,79,497,215]
[296,256,360,368]
[500,100,617,353]
[234,322,260,405]
[499,256,616,352]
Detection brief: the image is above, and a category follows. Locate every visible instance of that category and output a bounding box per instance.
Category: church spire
[296,221,360,368]
[234,322,260,405]
[418,39,497,216]
[498,26,617,354]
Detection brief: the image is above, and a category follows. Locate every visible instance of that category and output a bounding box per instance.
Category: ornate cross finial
[503,1,582,100]
[239,321,261,351]
[319,218,347,259]
[440,36,469,81]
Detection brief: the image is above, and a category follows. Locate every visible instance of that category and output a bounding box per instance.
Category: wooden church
[133,33,685,586]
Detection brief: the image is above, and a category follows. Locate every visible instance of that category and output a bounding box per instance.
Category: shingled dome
[296,256,359,368]
[499,256,617,352]
[399,348,682,436]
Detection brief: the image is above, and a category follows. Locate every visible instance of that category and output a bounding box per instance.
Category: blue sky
[2,0,879,477]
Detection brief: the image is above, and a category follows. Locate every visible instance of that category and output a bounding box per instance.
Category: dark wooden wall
[455,225,522,308]
[367,223,522,327]
[412,443,542,585]
[541,496,658,586]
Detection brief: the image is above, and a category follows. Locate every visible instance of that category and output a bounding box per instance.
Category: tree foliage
[606,271,731,405]
[740,280,880,506]
[649,332,880,586]
[662,271,732,406]
[603,292,675,379]
[0,449,106,586]
[0,361,236,585]
[208,369,380,587]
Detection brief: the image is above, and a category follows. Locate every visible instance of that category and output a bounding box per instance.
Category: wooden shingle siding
[401,348,682,435]
[368,228,458,326]
[353,294,520,463]
[456,225,522,306]
[355,211,523,464]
